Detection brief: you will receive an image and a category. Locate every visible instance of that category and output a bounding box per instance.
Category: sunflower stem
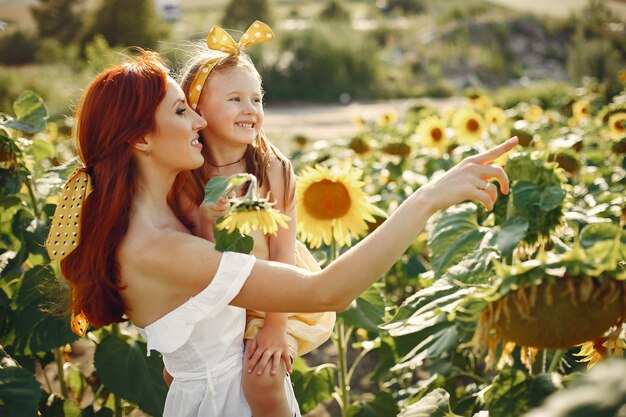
[330,240,351,416]
[54,347,68,398]
[548,349,564,373]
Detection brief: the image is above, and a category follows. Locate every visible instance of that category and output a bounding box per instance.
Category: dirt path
[264,97,463,152]
[487,0,626,18]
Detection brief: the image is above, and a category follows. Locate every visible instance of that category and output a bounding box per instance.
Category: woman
[47,51,517,417]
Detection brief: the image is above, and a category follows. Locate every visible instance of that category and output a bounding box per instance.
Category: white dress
[135,251,302,417]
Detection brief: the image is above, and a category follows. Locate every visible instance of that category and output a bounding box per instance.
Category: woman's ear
[133,135,152,156]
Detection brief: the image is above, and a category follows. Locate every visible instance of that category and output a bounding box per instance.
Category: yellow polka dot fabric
[187,20,275,110]
[46,169,93,263]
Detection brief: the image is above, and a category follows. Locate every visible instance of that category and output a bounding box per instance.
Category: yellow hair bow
[46,168,93,263]
[187,20,274,110]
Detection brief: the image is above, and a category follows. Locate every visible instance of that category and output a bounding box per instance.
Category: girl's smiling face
[197,66,264,151]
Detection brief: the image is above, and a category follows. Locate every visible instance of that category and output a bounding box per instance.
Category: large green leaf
[538,186,566,211]
[524,359,626,417]
[291,358,334,414]
[14,266,77,354]
[399,388,459,417]
[340,282,386,333]
[0,367,41,417]
[580,222,626,248]
[351,391,399,417]
[428,203,485,276]
[0,167,28,196]
[392,319,458,370]
[29,138,55,164]
[203,176,232,204]
[94,335,167,417]
[213,226,253,254]
[486,217,529,257]
[3,91,48,134]
[484,369,559,417]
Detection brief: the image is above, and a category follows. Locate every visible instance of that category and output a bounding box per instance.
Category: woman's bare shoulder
[118,225,222,297]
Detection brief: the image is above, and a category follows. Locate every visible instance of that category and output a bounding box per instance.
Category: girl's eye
[176,108,186,115]
[230,97,240,102]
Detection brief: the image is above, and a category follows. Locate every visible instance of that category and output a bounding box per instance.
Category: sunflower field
[1,73,625,417]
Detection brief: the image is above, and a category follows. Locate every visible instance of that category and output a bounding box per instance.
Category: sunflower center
[430,127,442,142]
[466,118,479,132]
[615,120,625,132]
[303,179,351,219]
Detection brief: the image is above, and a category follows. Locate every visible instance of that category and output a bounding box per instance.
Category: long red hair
[61,51,168,327]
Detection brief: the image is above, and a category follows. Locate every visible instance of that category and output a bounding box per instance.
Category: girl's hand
[198,197,230,225]
[420,137,519,212]
[245,324,292,376]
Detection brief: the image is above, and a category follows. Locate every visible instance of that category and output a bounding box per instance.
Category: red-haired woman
[49,51,517,417]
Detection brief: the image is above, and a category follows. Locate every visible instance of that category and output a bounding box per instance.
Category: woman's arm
[231,137,517,312]
[144,138,517,314]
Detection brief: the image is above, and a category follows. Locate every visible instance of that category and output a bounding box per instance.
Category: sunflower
[452,109,485,144]
[377,110,398,127]
[608,112,626,139]
[217,198,290,236]
[575,328,625,368]
[415,115,448,155]
[524,104,544,123]
[485,107,506,126]
[572,99,591,121]
[469,95,493,112]
[296,164,380,248]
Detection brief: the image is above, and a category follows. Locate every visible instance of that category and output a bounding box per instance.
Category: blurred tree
[221,0,273,31]
[377,0,425,16]
[82,0,168,50]
[0,30,38,65]
[30,0,84,43]
[319,0,350,22]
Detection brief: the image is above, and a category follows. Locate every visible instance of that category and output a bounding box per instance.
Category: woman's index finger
[471,136,519,165]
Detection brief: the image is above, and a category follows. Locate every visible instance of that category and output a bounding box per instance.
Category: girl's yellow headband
[187,20,275,110]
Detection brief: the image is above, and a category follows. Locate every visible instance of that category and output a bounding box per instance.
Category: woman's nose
[193,111,207,130]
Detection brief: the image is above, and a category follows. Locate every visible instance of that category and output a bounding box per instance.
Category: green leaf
[213,226,254,254]
[29,138,55,164]
[353,391,400,417]
[340,283,386,333]
[538,186,566,211]
[14,266,77,353]
[94,335,167,417]
[0,288,11,339]
[3,91,48,134]
[0,367,41,417]
[203,176,231,204]
[525,359,626,417]
[291,358,334,414]
[429,203,485,276]
[580,222,625,248]
[484,369,559,417]
[512,182,541,214]
[487,217,529,256]
[0,167,28,196]
[392,319,458,370]
[399,388,459,417]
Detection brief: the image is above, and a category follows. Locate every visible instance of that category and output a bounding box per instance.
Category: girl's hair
[173,44,294,220]
[61,50,169,327]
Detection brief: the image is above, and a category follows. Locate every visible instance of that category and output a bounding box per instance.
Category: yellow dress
[243,229,336,359]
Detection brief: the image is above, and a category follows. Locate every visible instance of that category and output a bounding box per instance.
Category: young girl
[175,22,335,417]
[48,50,517,417]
